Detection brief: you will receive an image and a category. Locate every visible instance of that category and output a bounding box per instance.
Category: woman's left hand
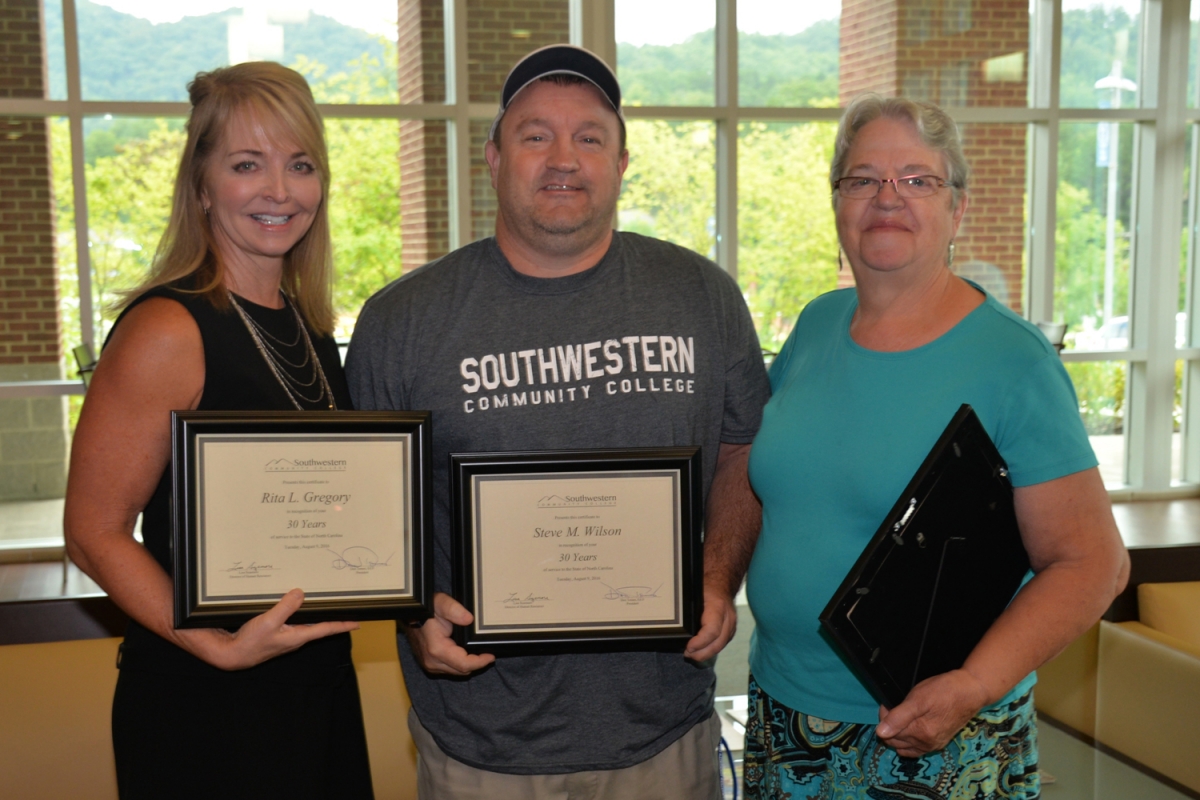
[875,668,990,756]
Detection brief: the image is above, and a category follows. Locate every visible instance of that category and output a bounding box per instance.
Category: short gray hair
[830,94,970,207]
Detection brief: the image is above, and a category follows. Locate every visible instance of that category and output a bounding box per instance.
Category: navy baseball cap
[488,44,625,141]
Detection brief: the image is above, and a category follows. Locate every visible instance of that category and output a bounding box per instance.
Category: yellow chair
[0,620,417,799]
[1096,581,1200,794]
[0,636,121,800]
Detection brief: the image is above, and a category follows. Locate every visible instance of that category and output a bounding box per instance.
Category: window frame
[0,0,1195,498]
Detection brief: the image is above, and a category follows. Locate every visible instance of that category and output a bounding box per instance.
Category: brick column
[396,0,569,268]
[838,0,1029,312]
[397,0,449,272]
[0,0,67,500]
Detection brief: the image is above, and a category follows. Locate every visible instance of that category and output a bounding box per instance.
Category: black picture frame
[172,410,434,628]
[818,404,1030,708]
[450,447,704,656]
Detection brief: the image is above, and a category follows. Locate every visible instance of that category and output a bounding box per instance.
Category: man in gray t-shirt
[347,44,770,798]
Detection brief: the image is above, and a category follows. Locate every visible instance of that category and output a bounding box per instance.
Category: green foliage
[52,49,403,357]
[618,120,838,353]
[86,123,184,319]
[51,117,183,350]
[1054,182,1130,335]
[1060,6,1140,109]
[1065,361,1126,435]
[617,21,839,107]
[44,0,393,102]
[1056,121,1134,233]
[620,120,717,256]
[618,33,714,106]
[84,118,185,165]
[297,50,404,334]
[1176,358,1184,431]
[736,122,838,351]
[43,3,1174,406]
[737,22,840,107]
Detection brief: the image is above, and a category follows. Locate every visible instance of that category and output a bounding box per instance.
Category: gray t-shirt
[346,231,770,773]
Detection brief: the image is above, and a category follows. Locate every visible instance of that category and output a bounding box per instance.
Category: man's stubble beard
[500,186,618,259]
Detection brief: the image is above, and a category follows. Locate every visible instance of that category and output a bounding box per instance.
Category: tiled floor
[1039,719,1193,800]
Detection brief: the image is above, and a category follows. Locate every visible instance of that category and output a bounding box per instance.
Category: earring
[947,240,956,268]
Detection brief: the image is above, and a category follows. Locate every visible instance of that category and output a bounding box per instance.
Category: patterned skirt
[742,674,1040,800]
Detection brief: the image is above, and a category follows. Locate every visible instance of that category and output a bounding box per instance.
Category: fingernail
[876,723,892,737]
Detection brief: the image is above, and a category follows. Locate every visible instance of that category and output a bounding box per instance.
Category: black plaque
[818,404,1030,708]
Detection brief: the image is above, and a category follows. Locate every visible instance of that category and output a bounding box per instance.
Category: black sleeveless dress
[108,284,374,800]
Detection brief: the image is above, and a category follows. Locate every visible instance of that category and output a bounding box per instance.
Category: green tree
[738,22,839,108]
[619,119,717,257]
[619,120,839,352]
[1054,182,1130,438]
[1054,181,1130,337]
[51,117,183,351]
[737,122,838,351]
[51,49,405,358]
[297,50,404,335]
[617,23,840,108]
[1060,6,1140,110]
[1066,361,1125,435]
[617,34,715,106]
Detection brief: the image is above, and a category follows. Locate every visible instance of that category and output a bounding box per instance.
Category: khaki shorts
[408,706,722,800]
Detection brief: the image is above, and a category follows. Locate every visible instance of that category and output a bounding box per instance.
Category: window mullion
[1025,0,1061,323]
[714,0,737,277]
[61,0,92,351]
[1126,0,1188,491]
[444,0,471,252]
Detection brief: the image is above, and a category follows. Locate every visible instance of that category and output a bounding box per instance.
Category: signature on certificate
[222,561,277,576]
[326,546,394,572]
[502,591,552,607]
[601,583,662,603]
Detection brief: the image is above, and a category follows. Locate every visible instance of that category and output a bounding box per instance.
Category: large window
[615,0,1196,496]
[0,0,1197,564]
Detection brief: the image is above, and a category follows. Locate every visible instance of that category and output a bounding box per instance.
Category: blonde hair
[118,62,334,335]
[830,93,970,209]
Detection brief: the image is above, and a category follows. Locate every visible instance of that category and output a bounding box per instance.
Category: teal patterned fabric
[743,674,1040,799]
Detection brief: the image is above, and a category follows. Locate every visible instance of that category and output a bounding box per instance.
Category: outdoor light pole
[1095,59,1137,327]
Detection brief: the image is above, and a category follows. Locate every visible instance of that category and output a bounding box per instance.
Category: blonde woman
[65,63,373,799]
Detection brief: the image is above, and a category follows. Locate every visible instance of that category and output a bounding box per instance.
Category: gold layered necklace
[228,290,336,410]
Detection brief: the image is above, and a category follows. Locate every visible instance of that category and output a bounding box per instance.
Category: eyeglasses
[833,174,952,199]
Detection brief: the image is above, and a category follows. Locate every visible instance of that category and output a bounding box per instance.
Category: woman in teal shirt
[743,95,1129,799]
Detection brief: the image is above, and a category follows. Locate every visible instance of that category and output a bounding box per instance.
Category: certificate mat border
[471,470,683,633]
[450,447,703,657]
[172,411,434,629]
[197,433,413,604]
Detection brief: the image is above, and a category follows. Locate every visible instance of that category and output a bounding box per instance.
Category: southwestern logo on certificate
[472,471,682,634]
[197,434,411,603]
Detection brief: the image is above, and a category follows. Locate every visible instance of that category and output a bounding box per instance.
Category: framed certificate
[172,411,433,628]
[450,448,703,656]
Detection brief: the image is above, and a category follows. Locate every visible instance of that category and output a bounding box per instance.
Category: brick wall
[0,0,67,501]
[397,0,568,270]
[0,114,57,367]
[397,0,449,272]
[839,0,1029,311]
[466,0,571,104]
